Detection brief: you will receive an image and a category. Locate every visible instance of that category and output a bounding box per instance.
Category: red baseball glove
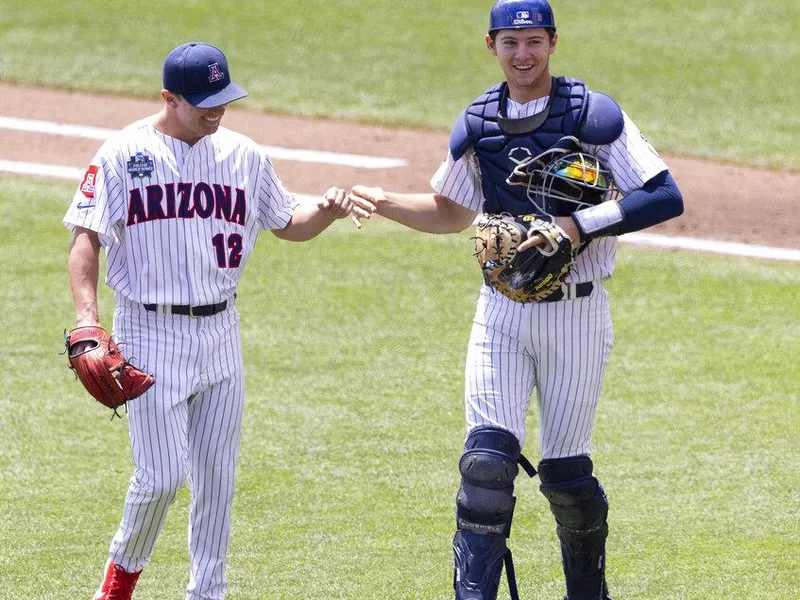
[65,326,154,413]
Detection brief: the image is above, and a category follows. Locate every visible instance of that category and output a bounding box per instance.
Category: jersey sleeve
[255,153,295,230]
[582,111,669,195]
[430,150,484,213]
[63,142,127,246]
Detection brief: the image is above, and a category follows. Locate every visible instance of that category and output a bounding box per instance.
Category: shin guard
[538,456,611,600]
[454,427,533,600]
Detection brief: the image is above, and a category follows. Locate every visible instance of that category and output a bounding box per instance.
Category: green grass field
[0,177,797,599]
[0,0,798,169]
[1,0,799,598]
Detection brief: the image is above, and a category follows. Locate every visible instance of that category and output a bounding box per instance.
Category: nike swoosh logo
[77,202,95,209]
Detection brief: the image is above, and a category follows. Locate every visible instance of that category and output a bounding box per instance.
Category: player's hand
[71,321,101,354]
[518,216,581,252]
[317,186,349,217]
[317,186,363,229]
[346,185,384,221]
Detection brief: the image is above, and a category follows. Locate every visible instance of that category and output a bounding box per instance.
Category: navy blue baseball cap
[162,42,248,108]
[489,0,556,33]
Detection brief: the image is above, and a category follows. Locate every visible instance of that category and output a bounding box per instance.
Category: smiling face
[487,28,557,103]
[157,91,227,145]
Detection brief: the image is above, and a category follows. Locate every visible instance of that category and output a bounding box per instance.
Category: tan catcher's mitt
[473,213,576,303]
[65,326,154,413]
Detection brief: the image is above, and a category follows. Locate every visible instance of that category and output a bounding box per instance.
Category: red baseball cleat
[92,559,142,600]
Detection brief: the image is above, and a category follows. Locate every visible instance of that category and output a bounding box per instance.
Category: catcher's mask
[506,136,617,217]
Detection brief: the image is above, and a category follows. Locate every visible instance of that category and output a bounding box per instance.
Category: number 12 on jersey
[211,233,243,268]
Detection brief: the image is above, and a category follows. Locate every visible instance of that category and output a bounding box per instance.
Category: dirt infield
[1,82,796,249]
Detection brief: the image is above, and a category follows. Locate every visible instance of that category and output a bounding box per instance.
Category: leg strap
[504,548,520,600]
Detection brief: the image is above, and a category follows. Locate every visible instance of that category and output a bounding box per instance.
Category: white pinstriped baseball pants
[109,296,245,600]
[464,283,614,459]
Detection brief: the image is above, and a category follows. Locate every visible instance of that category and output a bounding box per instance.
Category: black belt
[143,299,230,317]
[540,282,594,302]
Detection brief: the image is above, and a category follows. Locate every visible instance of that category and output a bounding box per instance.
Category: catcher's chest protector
[449,77,621,217]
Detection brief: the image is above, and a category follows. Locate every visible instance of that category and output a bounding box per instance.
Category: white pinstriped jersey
[431,94,669,283]
[63,116,296,597]
[63,118,295,305]
[433,91,671,456]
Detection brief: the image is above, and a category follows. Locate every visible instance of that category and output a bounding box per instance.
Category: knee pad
[456,427,521,537]
[538,455,608,532]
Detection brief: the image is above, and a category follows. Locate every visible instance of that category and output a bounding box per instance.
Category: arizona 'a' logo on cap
[208,63,225,83]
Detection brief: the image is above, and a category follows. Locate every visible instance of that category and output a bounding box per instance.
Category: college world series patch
[127,152,155,179]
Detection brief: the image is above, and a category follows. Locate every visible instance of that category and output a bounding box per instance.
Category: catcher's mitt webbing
[66,326,154,411]
[473,213,575,303]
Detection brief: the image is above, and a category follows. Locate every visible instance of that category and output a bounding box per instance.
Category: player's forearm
[273,203,337,242]
[377,192,477,234]
[616,171,684,232]
[572,171,684,240]
[68,228,101,326]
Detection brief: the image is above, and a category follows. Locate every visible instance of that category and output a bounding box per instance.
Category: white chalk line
[1,158,798,263]
[0,115,407,169]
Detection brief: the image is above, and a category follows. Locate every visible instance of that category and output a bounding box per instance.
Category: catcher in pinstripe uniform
[348,1,683,598]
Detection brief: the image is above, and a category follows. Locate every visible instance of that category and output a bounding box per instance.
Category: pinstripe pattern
[432,89,658,460]
[431,109,666,283]
[64,119,295,305]
[109,297,244,597]
[465,285,612,458]
[63,116,292,599]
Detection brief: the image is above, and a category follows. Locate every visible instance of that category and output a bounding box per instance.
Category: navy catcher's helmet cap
[163,42,248,109]
[489,0,556,33]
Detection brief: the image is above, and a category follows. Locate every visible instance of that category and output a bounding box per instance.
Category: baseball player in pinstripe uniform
[64,42,361,600]
[348,1,684,599]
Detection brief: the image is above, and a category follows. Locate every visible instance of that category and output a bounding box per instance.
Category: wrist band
[573,201,625,239]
